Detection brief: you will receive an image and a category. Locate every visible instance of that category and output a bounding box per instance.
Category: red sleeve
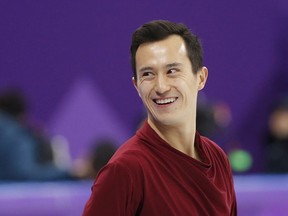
[82,161,142,216]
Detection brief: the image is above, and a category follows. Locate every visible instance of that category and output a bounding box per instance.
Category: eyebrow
[139,63,183,72]
[165,62,183,68]
[139,66,153,73]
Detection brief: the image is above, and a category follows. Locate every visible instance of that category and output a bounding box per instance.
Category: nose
[154,74,170,94]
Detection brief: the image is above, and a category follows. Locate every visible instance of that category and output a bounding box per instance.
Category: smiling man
[83,20,237,216]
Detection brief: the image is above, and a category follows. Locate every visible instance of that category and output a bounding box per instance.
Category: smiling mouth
[153,97,178,105]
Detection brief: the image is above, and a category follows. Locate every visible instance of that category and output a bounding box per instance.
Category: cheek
[138,82,152,96]
[176,79,195,93]
[184,78,199,91]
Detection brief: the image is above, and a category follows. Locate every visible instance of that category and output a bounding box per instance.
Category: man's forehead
[136,37,188,67]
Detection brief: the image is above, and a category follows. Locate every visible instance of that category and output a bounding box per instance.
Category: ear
[132,76,137,88]
[198,66,208,90]
[132,77,141,97]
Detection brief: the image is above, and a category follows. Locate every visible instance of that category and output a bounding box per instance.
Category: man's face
[134,35,208,127]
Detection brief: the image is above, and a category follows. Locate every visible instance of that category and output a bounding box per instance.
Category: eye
[142,71,153,77]
[167,68,179,75]
[139,71,155,81]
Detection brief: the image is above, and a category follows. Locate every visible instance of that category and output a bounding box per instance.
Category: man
[83,20,237,215]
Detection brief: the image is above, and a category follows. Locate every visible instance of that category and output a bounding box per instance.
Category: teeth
[155,98,176,105]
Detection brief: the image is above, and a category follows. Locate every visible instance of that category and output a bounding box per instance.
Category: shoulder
[91,137,146,199]
[99,135,147,179]
[201,136,224,151]
[200,135,230,164]
[110,135,149,163]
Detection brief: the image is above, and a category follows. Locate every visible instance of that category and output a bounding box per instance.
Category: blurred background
[0,0,288,215]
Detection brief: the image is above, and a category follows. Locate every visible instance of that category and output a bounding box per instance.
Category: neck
[148,119,200,160]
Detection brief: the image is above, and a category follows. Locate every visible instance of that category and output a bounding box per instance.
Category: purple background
[1,0,288,171]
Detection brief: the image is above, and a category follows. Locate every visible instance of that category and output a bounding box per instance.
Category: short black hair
[130,20,203,81]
